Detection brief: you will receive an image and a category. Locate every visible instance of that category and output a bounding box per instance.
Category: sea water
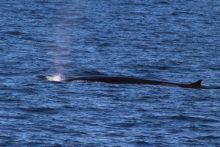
[1,1,220,146]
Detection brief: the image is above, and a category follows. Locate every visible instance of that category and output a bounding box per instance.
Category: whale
[61,76,206,89]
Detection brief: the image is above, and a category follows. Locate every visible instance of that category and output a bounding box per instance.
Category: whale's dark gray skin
[62,76,206,89]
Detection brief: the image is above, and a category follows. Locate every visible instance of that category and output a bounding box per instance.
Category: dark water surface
[1,0,220,146]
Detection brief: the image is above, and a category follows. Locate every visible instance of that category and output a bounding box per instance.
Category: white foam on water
[45,74,64,82]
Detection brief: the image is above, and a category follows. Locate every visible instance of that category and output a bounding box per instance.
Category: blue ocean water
[1,0,220,146]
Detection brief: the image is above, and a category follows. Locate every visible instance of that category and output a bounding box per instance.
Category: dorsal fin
[190,80,202,86]
[188,79,203,89]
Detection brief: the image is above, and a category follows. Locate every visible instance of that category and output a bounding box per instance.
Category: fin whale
[62,76,206,89]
